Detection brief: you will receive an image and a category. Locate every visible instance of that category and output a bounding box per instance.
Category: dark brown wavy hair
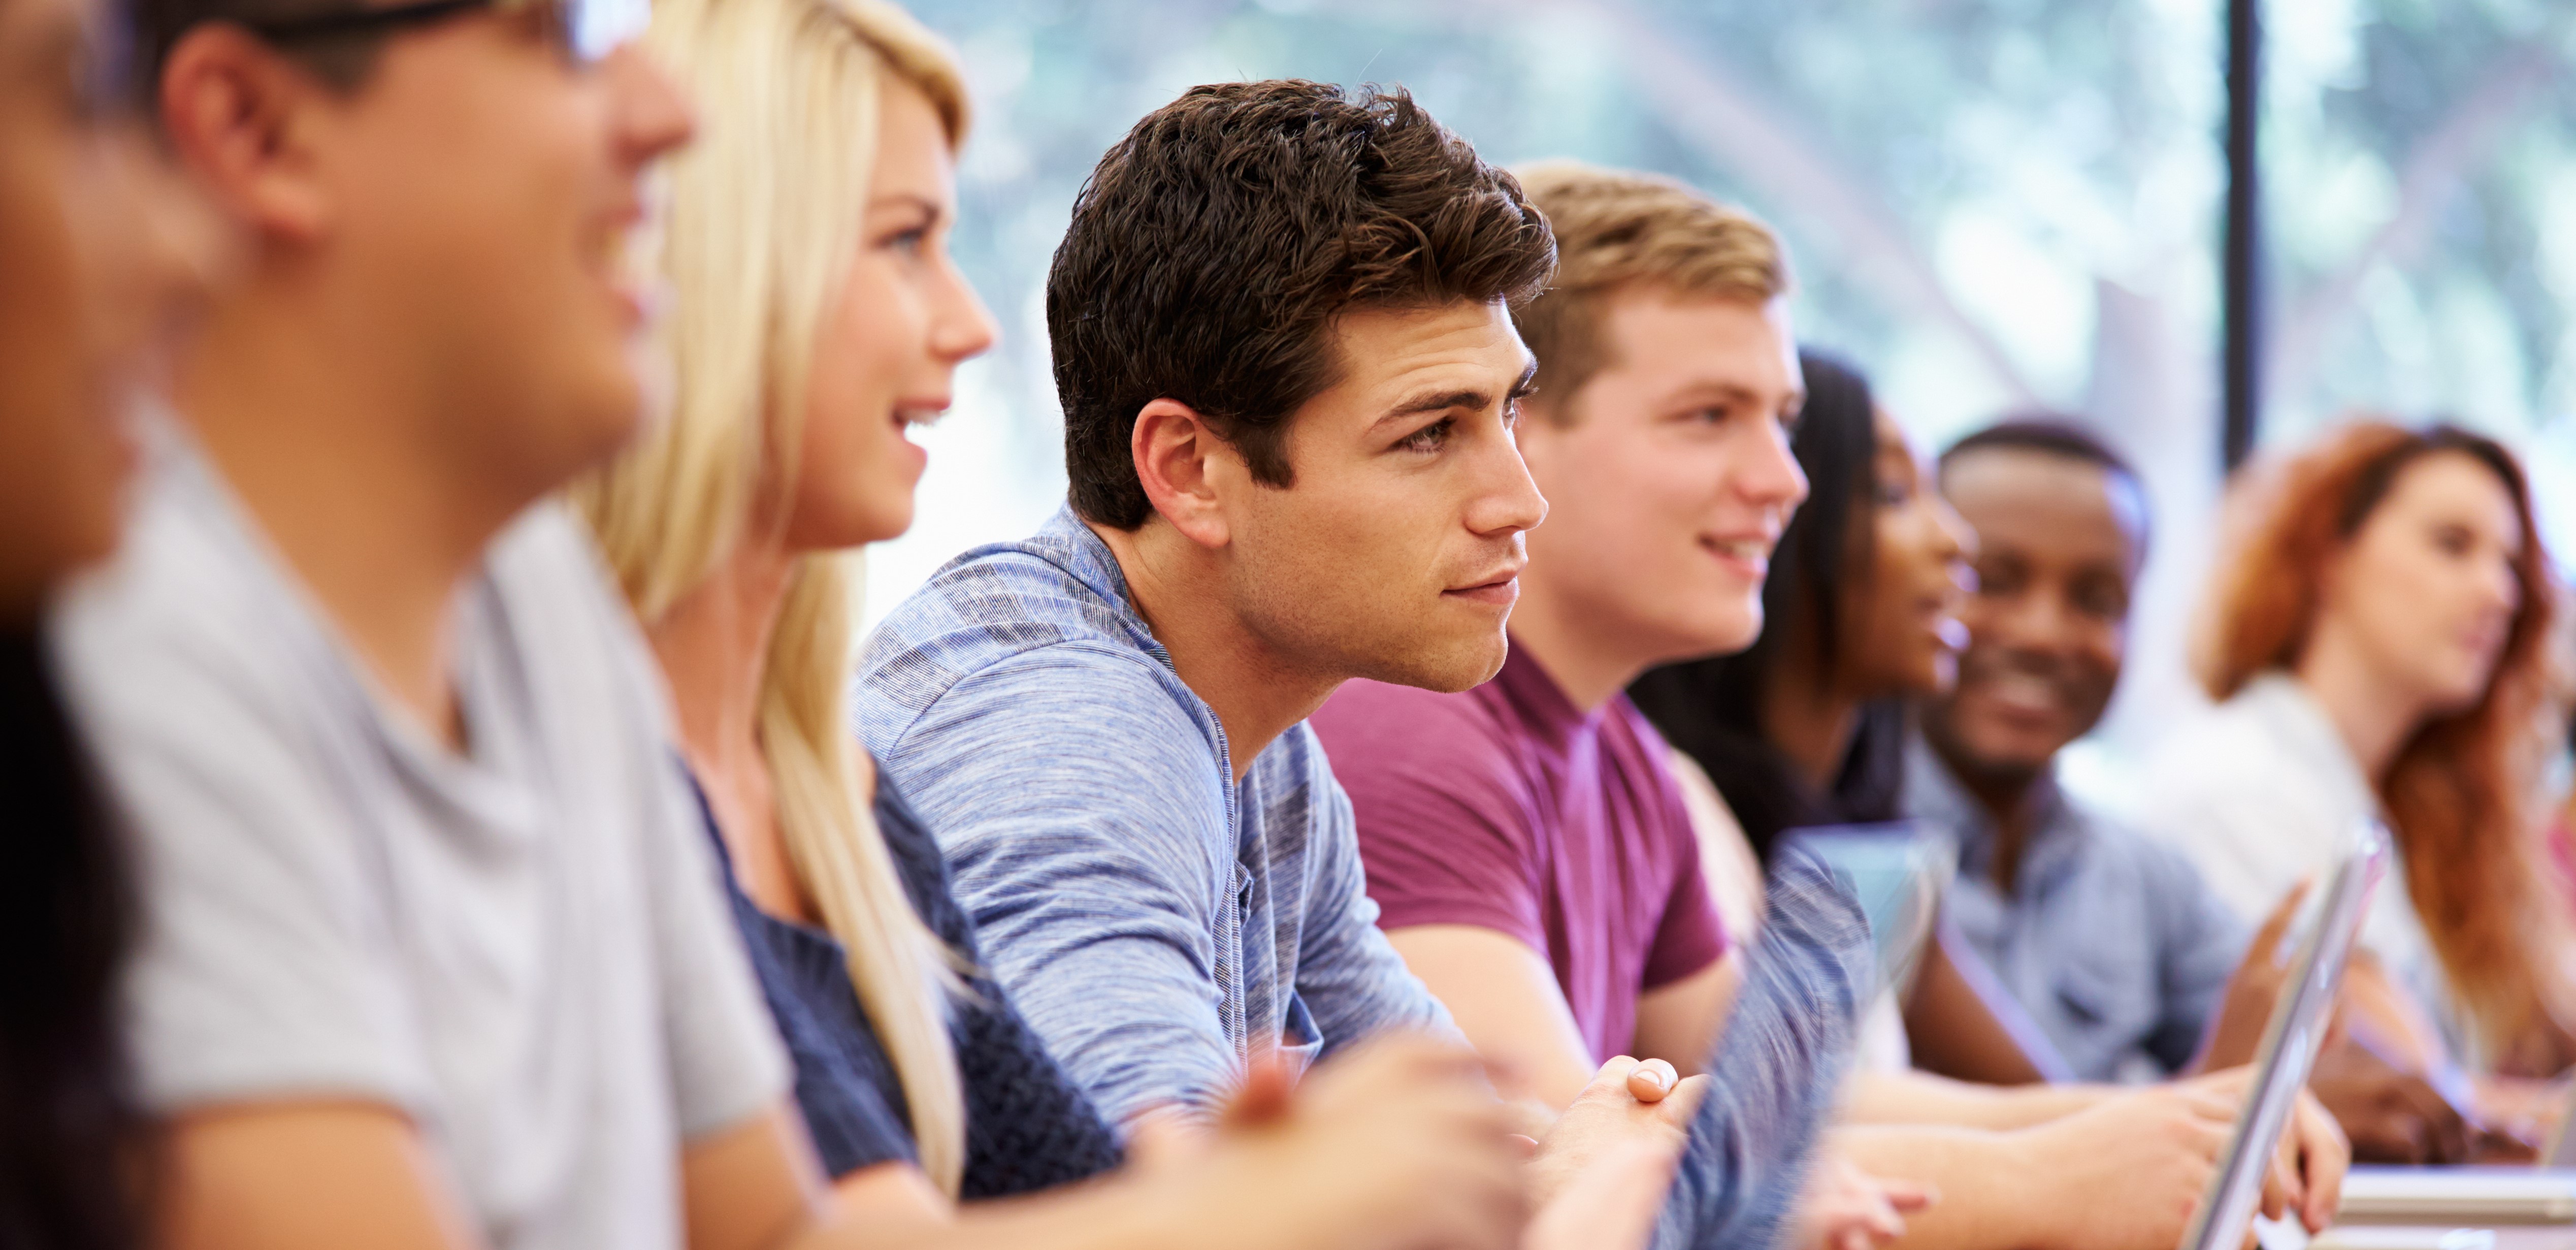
[1049,80,1556,530]
[2199,420,2567,1057]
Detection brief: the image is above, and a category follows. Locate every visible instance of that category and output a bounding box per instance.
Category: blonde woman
[583,0,1101,1206]
[578,1,1694,1244]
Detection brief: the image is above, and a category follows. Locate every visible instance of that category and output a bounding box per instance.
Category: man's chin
[1357,630,1509,694]
[1661,614,1762,665]
[1947,723,2065,780]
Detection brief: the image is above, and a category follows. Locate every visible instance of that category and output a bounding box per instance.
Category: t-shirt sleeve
[640,757,795,1141]
[1287,757,1466,1060]
[598,583,792,1144]
[868,644,1252,1127]
[51,594,433,1117]
[1642,809,1727,989]
[1634,713,1728,990]
[1307,681,1549,952]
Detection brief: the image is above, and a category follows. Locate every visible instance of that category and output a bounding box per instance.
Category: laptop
[2324,1087,2576,1226]
[2179,820,2392,1250]
[2332,1168,2576,1226]
[2319,908,2576,1231]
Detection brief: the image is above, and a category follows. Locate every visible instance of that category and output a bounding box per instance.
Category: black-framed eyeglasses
[240,0,645,66]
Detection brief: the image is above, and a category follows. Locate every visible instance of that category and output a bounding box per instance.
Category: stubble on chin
[1351,611,1511,694]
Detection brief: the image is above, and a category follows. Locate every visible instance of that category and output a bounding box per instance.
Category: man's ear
[1130,398,1238,551]
[157,26,338,243]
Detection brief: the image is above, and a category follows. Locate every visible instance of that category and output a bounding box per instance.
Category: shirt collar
[1905,730,2084,898]
[2231,670,2381,824]
[1034,504,1139,614]
[1490,637,1607,750]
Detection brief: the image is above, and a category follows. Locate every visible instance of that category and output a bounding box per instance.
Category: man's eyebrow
[1700,384,1764,408]
[1375,360,1542,427]
[1378,387,1496,424]
[1508,359,1540,400]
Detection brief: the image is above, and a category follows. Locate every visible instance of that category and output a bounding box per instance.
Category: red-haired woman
[2142,422,2575,1105]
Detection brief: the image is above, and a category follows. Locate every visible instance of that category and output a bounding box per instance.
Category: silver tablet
[2177,821,2392,1250]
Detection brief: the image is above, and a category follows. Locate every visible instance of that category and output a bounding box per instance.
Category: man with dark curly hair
[857,79,1871,1248]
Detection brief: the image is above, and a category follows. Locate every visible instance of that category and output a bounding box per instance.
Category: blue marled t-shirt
[853,509,1451,1123]
[854,506,1873,1249]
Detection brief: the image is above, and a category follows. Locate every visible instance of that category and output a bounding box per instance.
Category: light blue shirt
[1906,734,2247,1082]
[855,506,1872,1248]
[852,507,1450,1124]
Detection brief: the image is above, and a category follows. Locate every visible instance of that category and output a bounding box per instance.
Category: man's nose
[1468,426,1548,537]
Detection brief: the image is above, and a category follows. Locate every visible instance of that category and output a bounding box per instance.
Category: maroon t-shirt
[1310,642,1728,1062]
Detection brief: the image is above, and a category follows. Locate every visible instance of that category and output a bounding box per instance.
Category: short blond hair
[1512,160,1790,417]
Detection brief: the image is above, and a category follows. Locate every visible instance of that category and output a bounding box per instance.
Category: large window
[868,1,2572,792]
[2261,4,2576,548]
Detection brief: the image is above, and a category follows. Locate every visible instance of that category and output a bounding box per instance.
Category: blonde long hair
[576,0,972,1193]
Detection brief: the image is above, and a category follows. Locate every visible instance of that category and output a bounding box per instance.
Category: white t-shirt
[50,431,790,1250]
[2135,671,2453,1048]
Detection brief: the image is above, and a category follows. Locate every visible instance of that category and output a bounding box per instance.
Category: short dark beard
[1920,697,2047,812]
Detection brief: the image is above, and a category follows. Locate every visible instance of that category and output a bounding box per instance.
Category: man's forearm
[1654,850,1870,1250]
[1842,1069,2117,1131]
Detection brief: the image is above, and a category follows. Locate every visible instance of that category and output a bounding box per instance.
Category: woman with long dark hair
[1633,351,2352,1248]
[0,0,205,1238]
[2142,421,2576,1096]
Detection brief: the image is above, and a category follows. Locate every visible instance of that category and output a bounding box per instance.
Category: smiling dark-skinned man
[1910,419,2500,1164]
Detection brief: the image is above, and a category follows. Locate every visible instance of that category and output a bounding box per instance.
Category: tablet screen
[2178,821,2390,1250]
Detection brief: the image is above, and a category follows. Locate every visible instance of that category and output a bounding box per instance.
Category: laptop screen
[2179,821,2391,1250]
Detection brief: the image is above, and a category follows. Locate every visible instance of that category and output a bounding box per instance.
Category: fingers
[2391,1074,2474,1165]
[2192,1065,2257,1102]
[1833,1178,1908,1250]
[1654,1074,1711,1131]
[1301,1035,1521,1152]
[2180,1091,2247,1129]
[2267,1139,2308,1216]
[1219,1052,1297,1131]
[1627,1058,1680,1103]
[1582,1055,1644,1102]
[1795,1160,1914,1250]
[2294,1095,2348,1231]
[1856,1187,1907,1240]
[1522,1134,1682,1250]
[1880,1177,1940,1214]
[2251,880,2313,966]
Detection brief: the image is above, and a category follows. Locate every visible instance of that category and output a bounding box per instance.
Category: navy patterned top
[692,767,1123,1198]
